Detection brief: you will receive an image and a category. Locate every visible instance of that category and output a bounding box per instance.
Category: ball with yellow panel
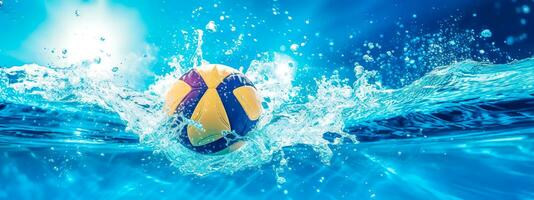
[165,64,263,154]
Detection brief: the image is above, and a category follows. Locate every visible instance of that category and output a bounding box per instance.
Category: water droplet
[277,176,286,184]
[480,29,492,38]
[112,67,119,72]
[363,54,374,62]
[205,21,217,32]
[367,42,375,49]
[290,44,299,52]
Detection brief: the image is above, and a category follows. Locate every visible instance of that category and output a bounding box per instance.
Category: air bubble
[480,29,492,38]
[522,5,530,14]
[363,55,374,62]
[520,18,527,26]
[505,36,515,45]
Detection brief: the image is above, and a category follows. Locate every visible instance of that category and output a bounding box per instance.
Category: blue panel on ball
[217,73,258,137]
[176,89,204,118]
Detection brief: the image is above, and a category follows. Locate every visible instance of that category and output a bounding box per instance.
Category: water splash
[0,51,329,175]
[3,53,534,175]
[3,22,534,176]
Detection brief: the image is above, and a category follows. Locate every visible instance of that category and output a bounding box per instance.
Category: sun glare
[21,1,153,87]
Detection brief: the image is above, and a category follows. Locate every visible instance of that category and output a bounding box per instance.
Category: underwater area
[1,0,534,199]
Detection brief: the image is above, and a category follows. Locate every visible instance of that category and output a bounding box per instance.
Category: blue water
[1,0,534,199]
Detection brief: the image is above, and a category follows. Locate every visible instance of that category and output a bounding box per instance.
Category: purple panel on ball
[179,69,207,89]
